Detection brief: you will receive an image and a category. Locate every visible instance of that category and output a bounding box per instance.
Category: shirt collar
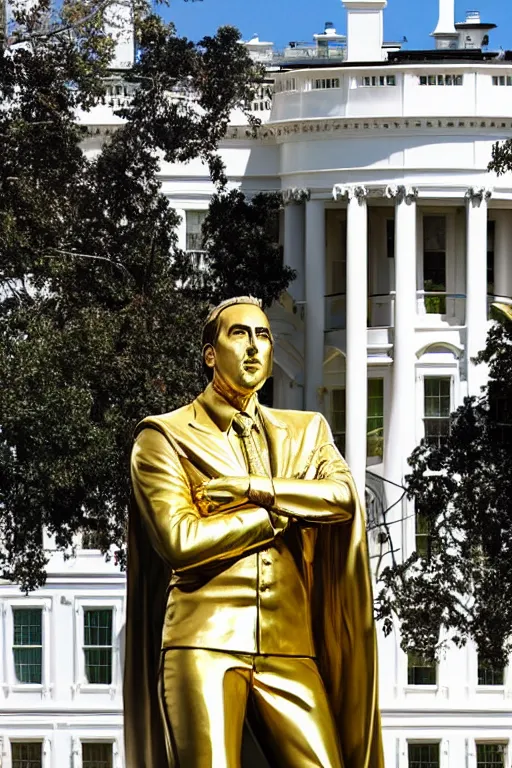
[199,382,259,433]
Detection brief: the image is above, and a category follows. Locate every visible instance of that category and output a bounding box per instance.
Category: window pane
[185,211,207,251]
[12,743,42,768]
[476,743,505,767]
[84,609,113,684]
[82,743,113,768]
[408,743,440,768]
[13,609,42,684]
[13,610,42,646]
[408,653,437,685]
[367,379,384,458]
[424,378,450,447]
[13,647,42,684]
[415,512,432,559]
[84,610,112,646]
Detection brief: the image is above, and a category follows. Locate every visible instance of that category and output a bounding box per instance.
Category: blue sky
[165,0,510,52]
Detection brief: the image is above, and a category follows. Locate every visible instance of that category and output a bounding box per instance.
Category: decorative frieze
[223,116,512,142]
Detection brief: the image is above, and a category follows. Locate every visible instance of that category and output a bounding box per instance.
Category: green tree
[202,189,295,308]
[376,307,512,668]
[0,0,292,592]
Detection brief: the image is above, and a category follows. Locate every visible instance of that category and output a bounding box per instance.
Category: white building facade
[2,0,512,766]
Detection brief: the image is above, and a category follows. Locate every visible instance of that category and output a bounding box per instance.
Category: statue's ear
[203,344,215,371]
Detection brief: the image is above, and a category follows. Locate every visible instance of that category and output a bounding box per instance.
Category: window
[331,382,385,459]
[415,511,433,559]
[423,215,447,314]
[476,744,506,767]
[83,609,113,684]
[13,609,43,684]
[313,78,340,89]
[367,379,384,458]
[250,83,274,110]
[419,74,463,86]
[331,389,346,455]
[185,211,207,252]
[478,659,505,686]
[12,743,42,768]
[361,75,396,87]
[424,377,450,447]
[275,78,295,94]
[488,219,495,295]
[81,529,103,550]
[386,218,395,259]
[492,76,512,86]
[408,743,440,768]
[82,743,113,768]
[408,653,437,685]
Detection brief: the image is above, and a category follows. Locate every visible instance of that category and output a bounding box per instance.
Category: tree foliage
[201,190,295,308]
[0,0,292,591]
[376,310,512,667]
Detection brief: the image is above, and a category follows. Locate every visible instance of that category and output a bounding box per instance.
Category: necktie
[232,413,268,477]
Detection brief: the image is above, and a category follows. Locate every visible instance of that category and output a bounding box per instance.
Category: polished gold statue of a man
[124,296,383,768]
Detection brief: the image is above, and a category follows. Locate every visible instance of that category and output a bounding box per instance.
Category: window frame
[423,376,451,448]
[185,210,208,253]
[9,738,51,768]
[477,656,506,689]
[1,598,52,695]
[475,742,508,768]
[407,741,441,768]
[407,652,438,687]
[81,740,115,768]
[72,597,123,695]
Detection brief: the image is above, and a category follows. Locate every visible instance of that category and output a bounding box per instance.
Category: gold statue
[124,296,383,768]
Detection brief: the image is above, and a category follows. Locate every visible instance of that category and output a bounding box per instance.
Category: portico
[281,182,512,500]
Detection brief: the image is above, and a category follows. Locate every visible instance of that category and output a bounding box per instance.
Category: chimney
[342,0,387,62]
[432,0,459,49]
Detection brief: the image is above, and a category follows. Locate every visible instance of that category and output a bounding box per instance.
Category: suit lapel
[259,406,290,478]
[185,400,247,477]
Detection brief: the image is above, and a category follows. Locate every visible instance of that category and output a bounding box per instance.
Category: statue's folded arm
[131,427,276,572]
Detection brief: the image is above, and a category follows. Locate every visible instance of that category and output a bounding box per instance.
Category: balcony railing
[325,291,468,331]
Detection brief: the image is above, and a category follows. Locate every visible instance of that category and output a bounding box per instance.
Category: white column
[304,198,326,413]
[466,188,491,395]
[174,208,187,251]
[342,185,368,500]
[384,186,418,505]
[283,190,307,301]
[494,210,512,301]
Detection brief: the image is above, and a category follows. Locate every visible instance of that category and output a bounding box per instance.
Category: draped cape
[123,402,384,768]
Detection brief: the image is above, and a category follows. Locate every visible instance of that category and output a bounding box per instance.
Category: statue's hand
[196,476,250,515]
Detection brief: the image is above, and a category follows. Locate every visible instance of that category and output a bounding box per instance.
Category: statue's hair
[201,296,264,381]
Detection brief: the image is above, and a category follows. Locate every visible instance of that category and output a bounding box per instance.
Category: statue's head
[202,296,273,395]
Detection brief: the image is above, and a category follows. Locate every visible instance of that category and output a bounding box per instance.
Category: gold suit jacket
[124,387,384,768]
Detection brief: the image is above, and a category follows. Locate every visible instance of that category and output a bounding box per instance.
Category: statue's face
[205,304,273,395]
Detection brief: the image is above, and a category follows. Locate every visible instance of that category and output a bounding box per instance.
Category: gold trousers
[159,649,343,768]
